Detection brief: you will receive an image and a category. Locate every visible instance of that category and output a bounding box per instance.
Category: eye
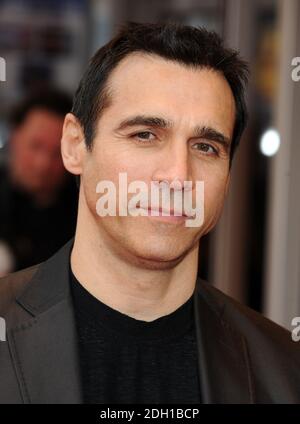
[133,131,156,143]
[192,142,218,155]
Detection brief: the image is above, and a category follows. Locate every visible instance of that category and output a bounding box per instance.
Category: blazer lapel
[6,237,254,404]
[193,279,255,404]
[7,239,82,404]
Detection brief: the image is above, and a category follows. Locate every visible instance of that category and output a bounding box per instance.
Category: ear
[61,113,86,175]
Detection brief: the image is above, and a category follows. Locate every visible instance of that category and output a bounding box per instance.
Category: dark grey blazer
[0,239,300,404]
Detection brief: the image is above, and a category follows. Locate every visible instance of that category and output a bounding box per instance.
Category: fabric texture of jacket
[0,238,300,404]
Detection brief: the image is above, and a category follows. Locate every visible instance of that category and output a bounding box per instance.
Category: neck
[71,193,199,322]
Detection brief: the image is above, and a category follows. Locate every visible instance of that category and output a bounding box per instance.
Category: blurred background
[0,0,299,330]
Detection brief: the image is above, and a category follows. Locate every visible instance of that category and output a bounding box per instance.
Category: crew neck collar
[70,267,194,342]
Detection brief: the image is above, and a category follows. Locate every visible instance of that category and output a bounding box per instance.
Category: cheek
[82,152,125,217]
[196,165,229,222]
[204,176,228,220]
[92,144,150,190]
[206,181,226,207]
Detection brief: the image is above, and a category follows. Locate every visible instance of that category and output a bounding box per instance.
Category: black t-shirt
[70,269,202,404]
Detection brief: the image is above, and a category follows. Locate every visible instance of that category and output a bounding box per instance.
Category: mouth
[146,206,189,217]
[129,206,194,225]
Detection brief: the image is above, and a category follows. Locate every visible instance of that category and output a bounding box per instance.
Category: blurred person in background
[0,88,78,275]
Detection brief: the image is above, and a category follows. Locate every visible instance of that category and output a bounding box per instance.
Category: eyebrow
[116,115,173,131]
[194,125,231,150]
[115,115,231,150]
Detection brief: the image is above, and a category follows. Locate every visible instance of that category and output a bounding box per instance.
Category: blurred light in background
[0,122,8,151]
[259,128,281,156]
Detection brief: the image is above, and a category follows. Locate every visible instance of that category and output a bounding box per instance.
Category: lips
[146,206,189,217]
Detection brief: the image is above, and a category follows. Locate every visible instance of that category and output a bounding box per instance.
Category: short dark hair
[10,87,72,128]
[72,21,249,165]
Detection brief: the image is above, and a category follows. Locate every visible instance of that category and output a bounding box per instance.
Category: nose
[152,140,192,189]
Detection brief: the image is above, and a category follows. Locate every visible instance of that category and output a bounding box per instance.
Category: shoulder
[0,265,39,317]
[198,278,300,353]
[197,280,300,402]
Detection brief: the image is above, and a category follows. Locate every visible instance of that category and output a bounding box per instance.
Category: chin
[125,242,190,270]
[101,220,197,269]
[131,253,185,270]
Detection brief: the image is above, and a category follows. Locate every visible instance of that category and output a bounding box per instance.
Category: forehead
[103,52,236,137]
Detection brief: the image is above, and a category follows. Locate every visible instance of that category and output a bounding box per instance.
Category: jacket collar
[10,238,254,403]
[193,280,255,403]
[9,239,82,404]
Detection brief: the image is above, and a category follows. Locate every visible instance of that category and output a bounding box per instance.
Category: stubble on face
[80,52,235,269]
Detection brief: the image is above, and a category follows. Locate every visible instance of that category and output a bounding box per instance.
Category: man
[0,22,300,404]
[0,89,78,274]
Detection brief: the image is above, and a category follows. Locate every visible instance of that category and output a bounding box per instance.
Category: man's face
[81,53,235,269]
[10,109,66,195]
